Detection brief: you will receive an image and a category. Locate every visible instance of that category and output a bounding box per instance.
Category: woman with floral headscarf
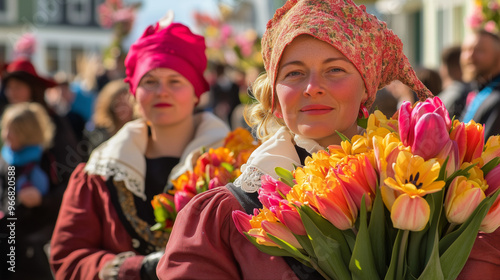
[158,0,444,279]
[49,16,230,280]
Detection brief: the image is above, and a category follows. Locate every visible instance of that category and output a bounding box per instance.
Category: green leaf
[335,130,351,143]
[350,196,380,280]
[384,229,404,280]
[154,207,168,222]
[221,162,234,172]
[369,185,388,278]
[439,190,500,280]
[242,232,293,257]
[299,205,351,280]
[150,222,165,232]
[299,205,352,266]
[267,233,310,263]
[357,117,368,129]
[438,157,449,180]
[417,228,444,280]
[275,167,295,187]
[295,234,315,258]
[481,156,500,175]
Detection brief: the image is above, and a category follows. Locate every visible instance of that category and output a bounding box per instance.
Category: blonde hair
[1,102,55,149]
[244,73,287,142]
[93,79,135,133]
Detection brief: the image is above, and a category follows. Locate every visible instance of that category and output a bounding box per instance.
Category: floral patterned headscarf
[262,0,432,109]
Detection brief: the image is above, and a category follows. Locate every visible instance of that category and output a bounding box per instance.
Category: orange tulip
[450,120,484,164]
[314,182,358,230]
[335,155,377,211]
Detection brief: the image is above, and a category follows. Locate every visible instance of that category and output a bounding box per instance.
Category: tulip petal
[261,220,302,249]
[485,165,500,196]
[480,194,500,233]
[279,209,307,236]
[446,187,486,224]
[412,113,450,160]
[232,210,253,234]
[398,101,412,146]
[391,194,430,231]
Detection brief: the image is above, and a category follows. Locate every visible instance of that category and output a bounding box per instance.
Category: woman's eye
[329,67,344,73]
[285,71,301,77]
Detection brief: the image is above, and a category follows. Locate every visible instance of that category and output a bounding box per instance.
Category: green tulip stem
[396,230,410,280]
[444,222,457,237]
[351,226,358,236]
[310,259,333,280]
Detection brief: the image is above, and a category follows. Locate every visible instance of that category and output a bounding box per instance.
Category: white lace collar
[234,127,324,193]
[85,112,230,200]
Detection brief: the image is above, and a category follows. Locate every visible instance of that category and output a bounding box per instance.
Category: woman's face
[135,68,198,127]
[112,92,134,125]
[4,78,32,104]
[275,35,367,147]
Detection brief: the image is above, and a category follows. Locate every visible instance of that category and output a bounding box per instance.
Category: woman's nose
[304,73,324,97]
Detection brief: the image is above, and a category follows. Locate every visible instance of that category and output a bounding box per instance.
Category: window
[71,46,84,74]
[46,45,59,74]
[67,0,91,25]
[0,0,17,23]
[37,0,64,24]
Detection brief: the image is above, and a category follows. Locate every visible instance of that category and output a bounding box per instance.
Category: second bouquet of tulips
[151,127,260,232]
[232,97,500,280]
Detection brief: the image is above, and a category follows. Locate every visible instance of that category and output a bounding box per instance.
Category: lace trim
[234,166,265,193]
[85,160,146,201]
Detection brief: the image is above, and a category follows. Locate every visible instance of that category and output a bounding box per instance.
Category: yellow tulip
[444,176,486,224]
[384,151,446,231]
[481,135,500,166]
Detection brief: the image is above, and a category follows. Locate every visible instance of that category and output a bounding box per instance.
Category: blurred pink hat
[125,21,209,97]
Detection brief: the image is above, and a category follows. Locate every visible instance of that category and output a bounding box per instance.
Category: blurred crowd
[0,7,500,280]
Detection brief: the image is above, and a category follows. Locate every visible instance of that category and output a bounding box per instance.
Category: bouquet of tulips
[232,97,500,280]
[151,128,260,232]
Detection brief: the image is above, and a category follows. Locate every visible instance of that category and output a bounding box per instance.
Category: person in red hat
[0,59,79,280]
[49,15,230,280]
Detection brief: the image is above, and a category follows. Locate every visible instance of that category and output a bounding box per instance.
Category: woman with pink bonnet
[159,0,499,279]
[49,16,230,280]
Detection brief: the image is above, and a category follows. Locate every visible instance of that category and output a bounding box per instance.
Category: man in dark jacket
[460,29,500,139]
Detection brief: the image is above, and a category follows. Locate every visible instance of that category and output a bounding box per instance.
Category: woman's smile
[300,104,333,115]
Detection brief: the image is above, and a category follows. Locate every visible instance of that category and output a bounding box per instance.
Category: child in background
[1,102,55,209]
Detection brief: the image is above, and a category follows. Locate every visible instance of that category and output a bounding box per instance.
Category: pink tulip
[276,207,307,236]
[435,140,460,178]
[445,176,486,224]
[391,194,430,231]
[208,177,223,190]
[399,98,452,160]
[259,175,292,199]
[485,165,500,196]
[261,220,302,249]
[174,191,195,212]
[315,185,357,230]
[480,194,500,233]
[232,210,253,234]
